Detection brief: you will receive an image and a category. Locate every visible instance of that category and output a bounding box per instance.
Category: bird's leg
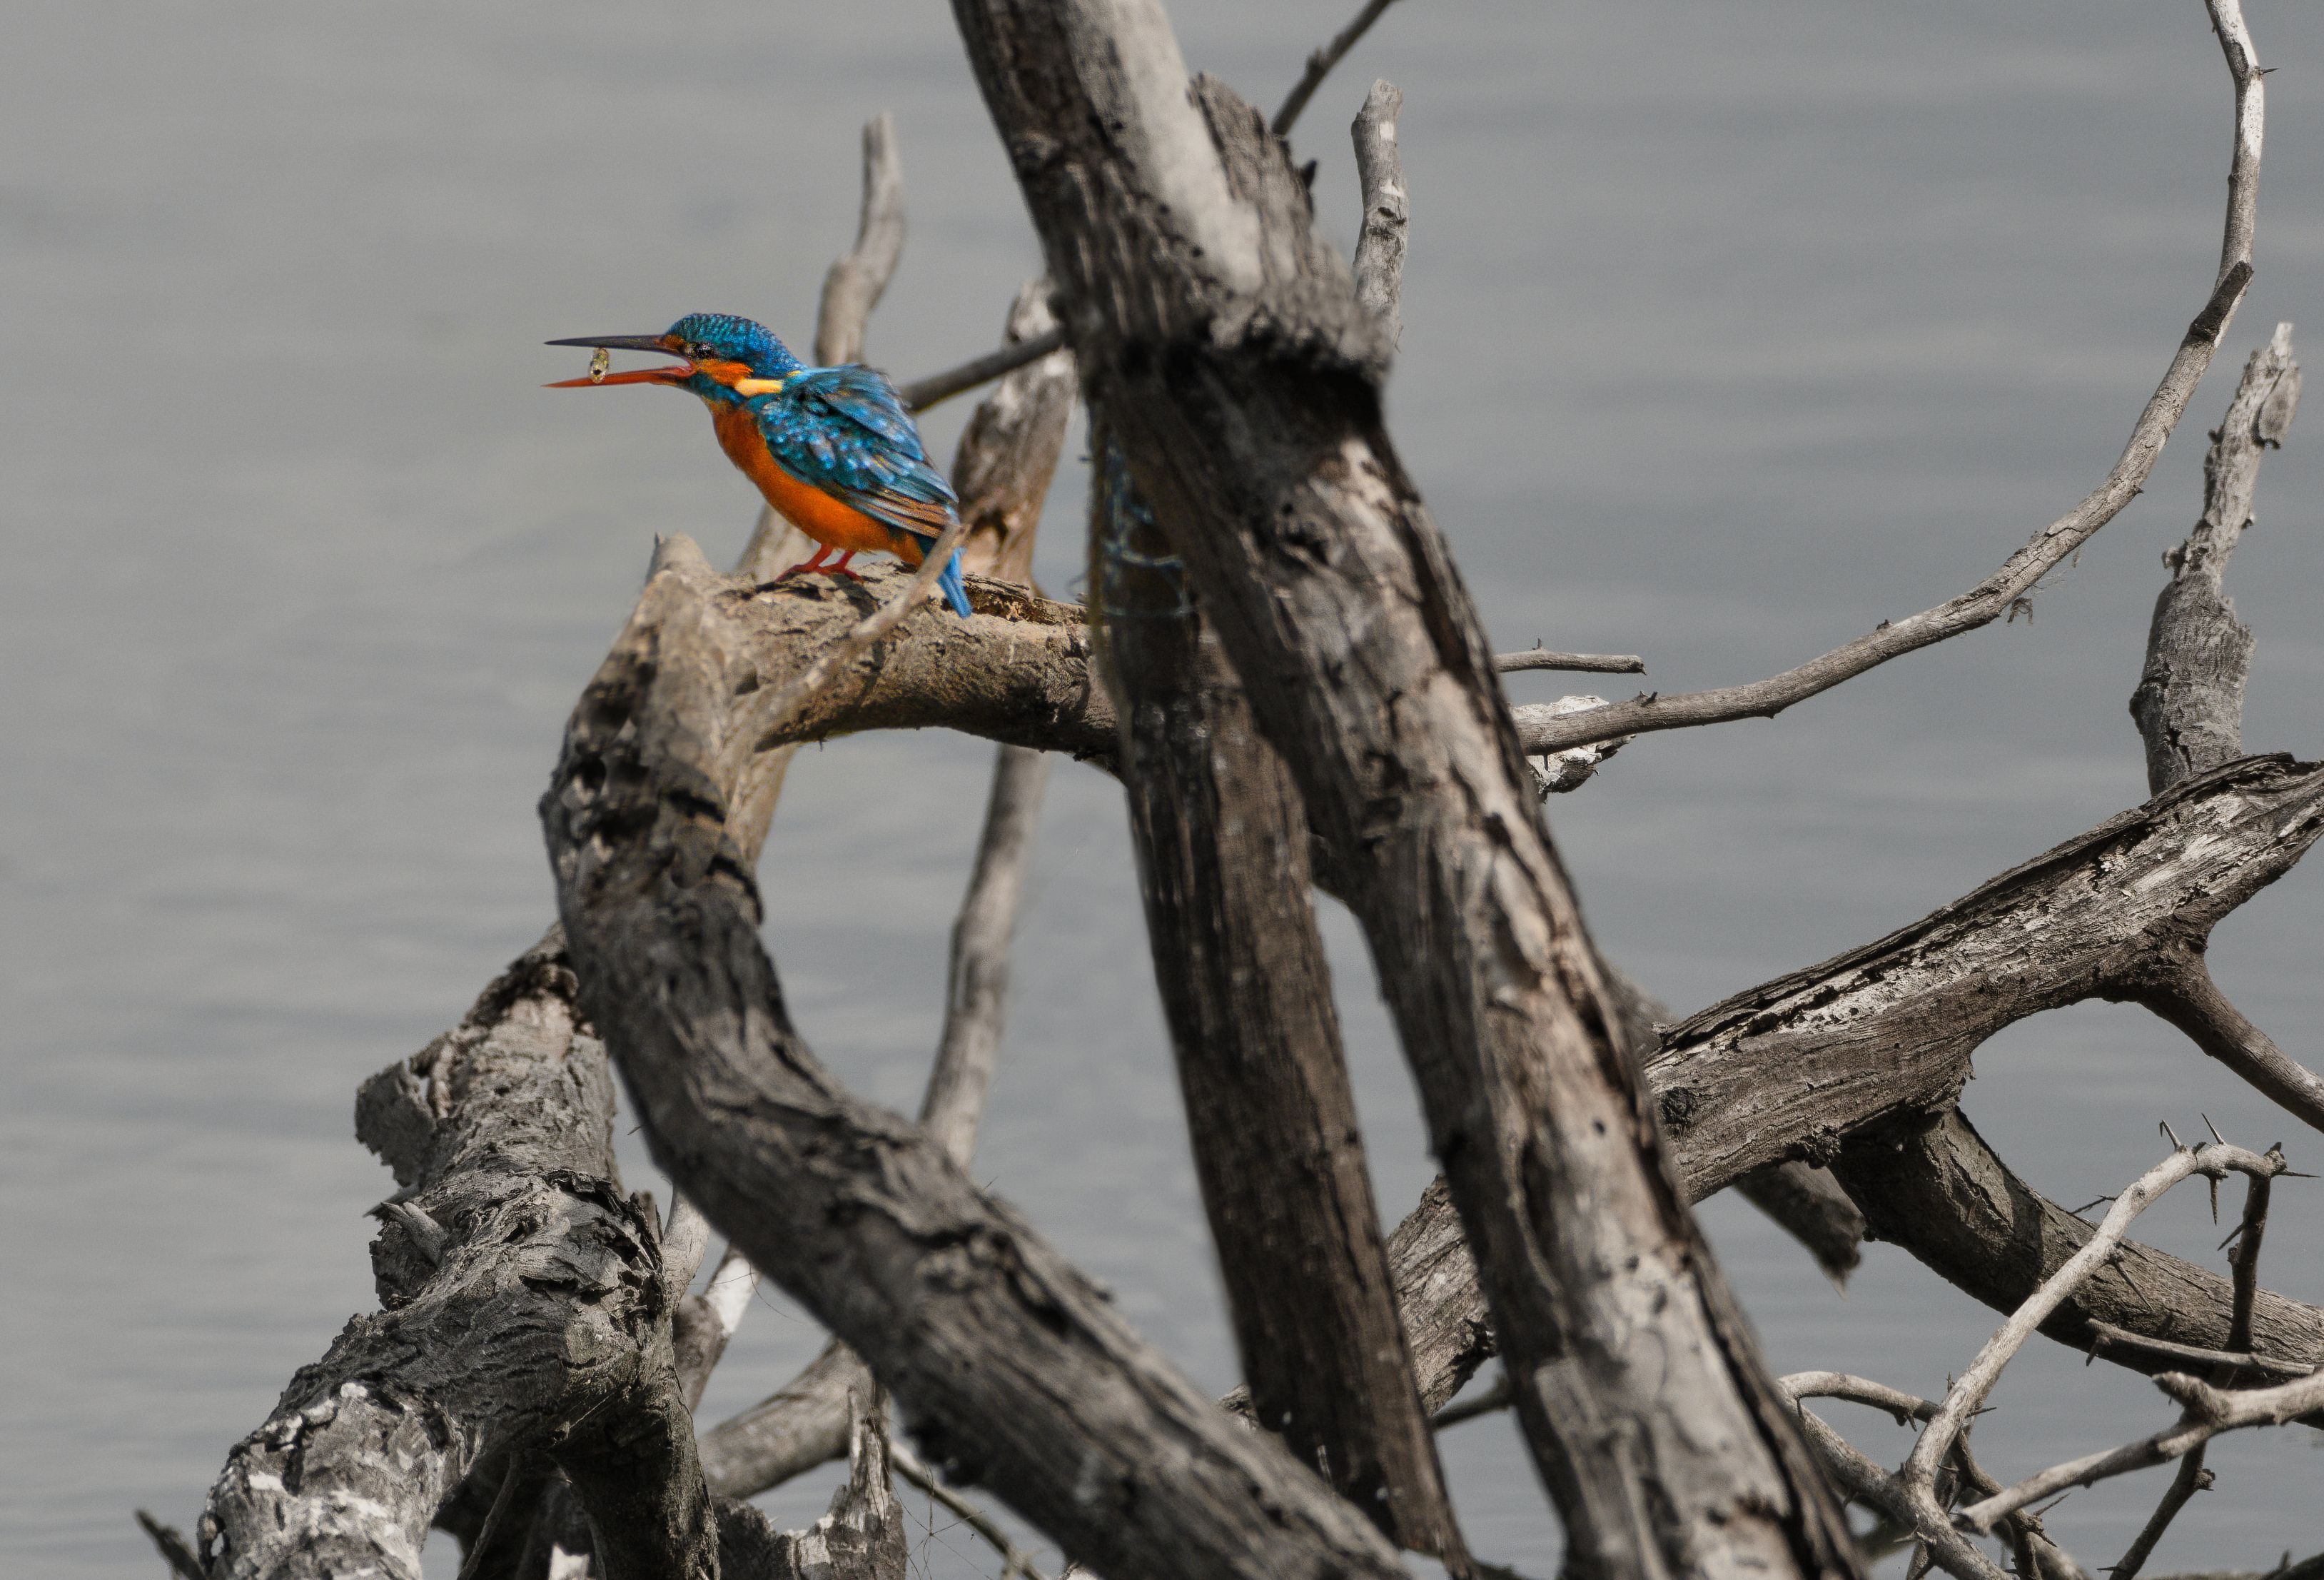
[824,550,865,583]
[774,543,836,582]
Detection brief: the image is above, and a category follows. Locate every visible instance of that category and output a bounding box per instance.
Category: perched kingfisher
[547,313,972,617]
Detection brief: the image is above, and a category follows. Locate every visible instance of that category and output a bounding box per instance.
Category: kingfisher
[547,313,973,617]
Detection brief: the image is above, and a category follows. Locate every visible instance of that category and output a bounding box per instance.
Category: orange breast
[711,404,898,556]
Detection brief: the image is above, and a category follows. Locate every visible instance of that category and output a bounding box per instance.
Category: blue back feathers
[672,313,971,617]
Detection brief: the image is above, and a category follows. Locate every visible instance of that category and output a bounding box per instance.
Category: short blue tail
[936,547,971,618]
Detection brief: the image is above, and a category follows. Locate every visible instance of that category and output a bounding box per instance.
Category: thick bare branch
[949,9,1859,1571]
[1517,1,2265,758]
[2131,323,2298,790]
[1093,438,1466,1562]
[543,537,1408,1580]
[1652,753,2324,1197]
[196,939,718,1580]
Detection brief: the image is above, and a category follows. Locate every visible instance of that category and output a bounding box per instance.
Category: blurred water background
[6,2,2324,1574]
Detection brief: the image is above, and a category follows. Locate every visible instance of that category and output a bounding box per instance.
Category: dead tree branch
[1519,0,2265,758]
[1835,1109,2324,1381]
[2131,323,2298,792]
[196,937,718,1580]
[544,534,1409,1580]
[1909,1143,2285,1529]
[948,6,1859,1571]
[1495,649,1647,675]
[1093,438,1466,1562]
[1651,753,2324,1197]
[951,283,1078,585]
[897,328,1070,413]
[1350,79,1406,346]
[815,114,906,367]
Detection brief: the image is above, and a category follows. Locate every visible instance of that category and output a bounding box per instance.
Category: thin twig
[2085,1321,2313,1383]
[1777,1375,2092,1580]
[135,1511,206,1580]
[1350,79,1407,346]
[898,328,1069,413]
[891,1439,1056,1580]
[1273,0,1401,136]
[1493,649,1647,675]
[1517,0,2265,759]
[1959,1362,2324,1534]
[2111,1444,2212,1580]
[921,744,1050,1165]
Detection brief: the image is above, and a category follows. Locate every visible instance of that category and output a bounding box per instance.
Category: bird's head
[546,313,802,404]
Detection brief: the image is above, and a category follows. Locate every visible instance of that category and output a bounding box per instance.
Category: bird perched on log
[547,312,973,616]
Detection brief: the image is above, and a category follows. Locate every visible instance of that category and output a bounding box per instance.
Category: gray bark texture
[1093,438,1467,1564]
[196,937,719,1580]
[946,8,1861,1576]
[2132,323,2298,794]
[542,534,1410,1580]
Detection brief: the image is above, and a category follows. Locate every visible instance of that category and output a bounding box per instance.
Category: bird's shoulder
[752,366,955,511]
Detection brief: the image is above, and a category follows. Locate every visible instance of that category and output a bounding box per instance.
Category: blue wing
[753,366,959,543]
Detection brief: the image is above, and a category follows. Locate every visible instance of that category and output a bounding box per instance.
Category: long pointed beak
[544,333,692,388]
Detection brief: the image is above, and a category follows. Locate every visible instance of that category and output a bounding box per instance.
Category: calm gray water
[6,2,2324,1574]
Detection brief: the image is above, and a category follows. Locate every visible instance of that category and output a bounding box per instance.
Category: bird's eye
[689,343,712,361]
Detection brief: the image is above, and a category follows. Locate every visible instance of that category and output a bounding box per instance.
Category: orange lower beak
[544,363,692,389]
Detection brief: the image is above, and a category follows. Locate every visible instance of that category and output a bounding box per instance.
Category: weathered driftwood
[2131,323,2298,793]
[1093,438,1465,1563]
[544,535,1409,1580]
[946,6,1859,1573]
[1518,0,2266,759]
[196,937,718,1580]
